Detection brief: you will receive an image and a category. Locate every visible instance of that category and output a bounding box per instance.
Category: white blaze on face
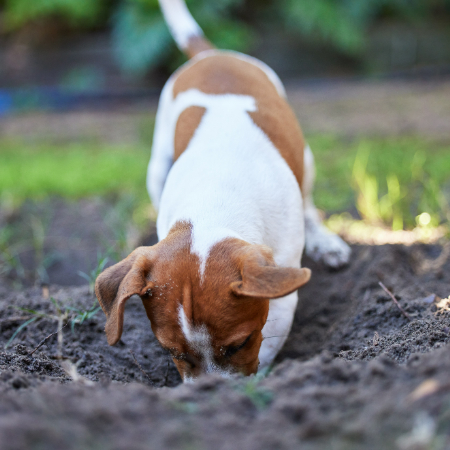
[178,305,232,380]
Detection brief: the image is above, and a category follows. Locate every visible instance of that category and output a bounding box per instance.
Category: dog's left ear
[230,245,311,299]
[95,247,156,346]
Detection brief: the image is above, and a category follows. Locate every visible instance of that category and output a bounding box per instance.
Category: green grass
[1,134,449,230]
[308,135,450,229]
[0,140,150,204]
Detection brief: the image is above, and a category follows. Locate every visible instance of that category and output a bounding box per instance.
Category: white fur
[178,306,232,381]
[158,0,203,52]
[147,76,176,211]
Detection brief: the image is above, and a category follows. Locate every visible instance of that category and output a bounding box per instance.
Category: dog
[95,0,350,382]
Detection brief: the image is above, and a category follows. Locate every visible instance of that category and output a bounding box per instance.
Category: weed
[235,374,273,410]
[5,317,39,349]
[103,195,139,260]
[5,296,101,349]
[0,225,25,281]
[65,301,102,333]
[78,252,109,294]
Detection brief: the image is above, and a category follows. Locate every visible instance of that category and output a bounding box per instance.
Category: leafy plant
[2,0,450,76]
[65,301,102,333]
[111,0,254,76]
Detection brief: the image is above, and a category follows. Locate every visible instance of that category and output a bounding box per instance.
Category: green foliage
[111,0,254,75]
[64,301,102,333]
[235,375,273,409]
[281,0,363,54]
[112,2,173,76]
[0,225,25,281]
[1,0,449,75]
[3,0,104,30]
[5,317,38,349]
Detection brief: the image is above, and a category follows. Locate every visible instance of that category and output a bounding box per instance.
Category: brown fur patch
[172,54,305,188]
[174,106,206,161]
[185,35,214,59]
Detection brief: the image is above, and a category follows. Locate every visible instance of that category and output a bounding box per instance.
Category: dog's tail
[158,0,214,59]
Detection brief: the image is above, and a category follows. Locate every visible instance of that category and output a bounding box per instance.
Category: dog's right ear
[95,247,156,346]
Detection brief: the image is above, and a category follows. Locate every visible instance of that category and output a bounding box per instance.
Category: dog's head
[95,222,310,381]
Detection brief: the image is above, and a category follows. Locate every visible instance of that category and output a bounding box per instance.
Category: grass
[308,135,450,230]
[0,134,449,231]
[5,296,102,349]
[0,139,150,204]
[78,252,109,294]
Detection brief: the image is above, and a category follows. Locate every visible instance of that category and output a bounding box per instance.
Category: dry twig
[373,331,380,346]
[27,322,69,357]
[61,360,94,385]
[379,282,411,321]
[0,316,31,323]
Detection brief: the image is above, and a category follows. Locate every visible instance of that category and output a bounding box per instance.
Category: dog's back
[172,53,306,189]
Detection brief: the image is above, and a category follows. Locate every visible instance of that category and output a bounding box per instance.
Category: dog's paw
[305,230,351,269]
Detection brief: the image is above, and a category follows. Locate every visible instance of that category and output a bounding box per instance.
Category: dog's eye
[172,352,197,369]
[183,354,197,369]
[224,333,252,359]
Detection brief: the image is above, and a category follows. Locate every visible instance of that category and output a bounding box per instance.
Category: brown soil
[0,200,449,449]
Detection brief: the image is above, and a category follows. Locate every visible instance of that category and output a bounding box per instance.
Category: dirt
[0,201,449,449]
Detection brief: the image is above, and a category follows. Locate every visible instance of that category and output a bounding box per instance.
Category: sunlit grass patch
[0,139,151,205]
[308,134,450,230]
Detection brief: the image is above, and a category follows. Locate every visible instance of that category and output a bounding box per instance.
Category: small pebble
[422,294,436,304]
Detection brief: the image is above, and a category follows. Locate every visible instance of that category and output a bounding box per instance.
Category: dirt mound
[0,286,182,387]
[0,240,449,448]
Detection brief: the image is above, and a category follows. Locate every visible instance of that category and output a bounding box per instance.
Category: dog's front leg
[302,145,351,268]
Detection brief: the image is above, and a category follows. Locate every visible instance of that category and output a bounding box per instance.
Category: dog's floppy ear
[230,245,311,299]
[95,246,156,346]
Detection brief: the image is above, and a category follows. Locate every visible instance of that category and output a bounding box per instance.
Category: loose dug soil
[0,210,449,449]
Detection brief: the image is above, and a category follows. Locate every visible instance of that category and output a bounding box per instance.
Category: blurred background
[0,0,449,289]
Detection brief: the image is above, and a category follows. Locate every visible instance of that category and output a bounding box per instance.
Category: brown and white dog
[95,0,350,382]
